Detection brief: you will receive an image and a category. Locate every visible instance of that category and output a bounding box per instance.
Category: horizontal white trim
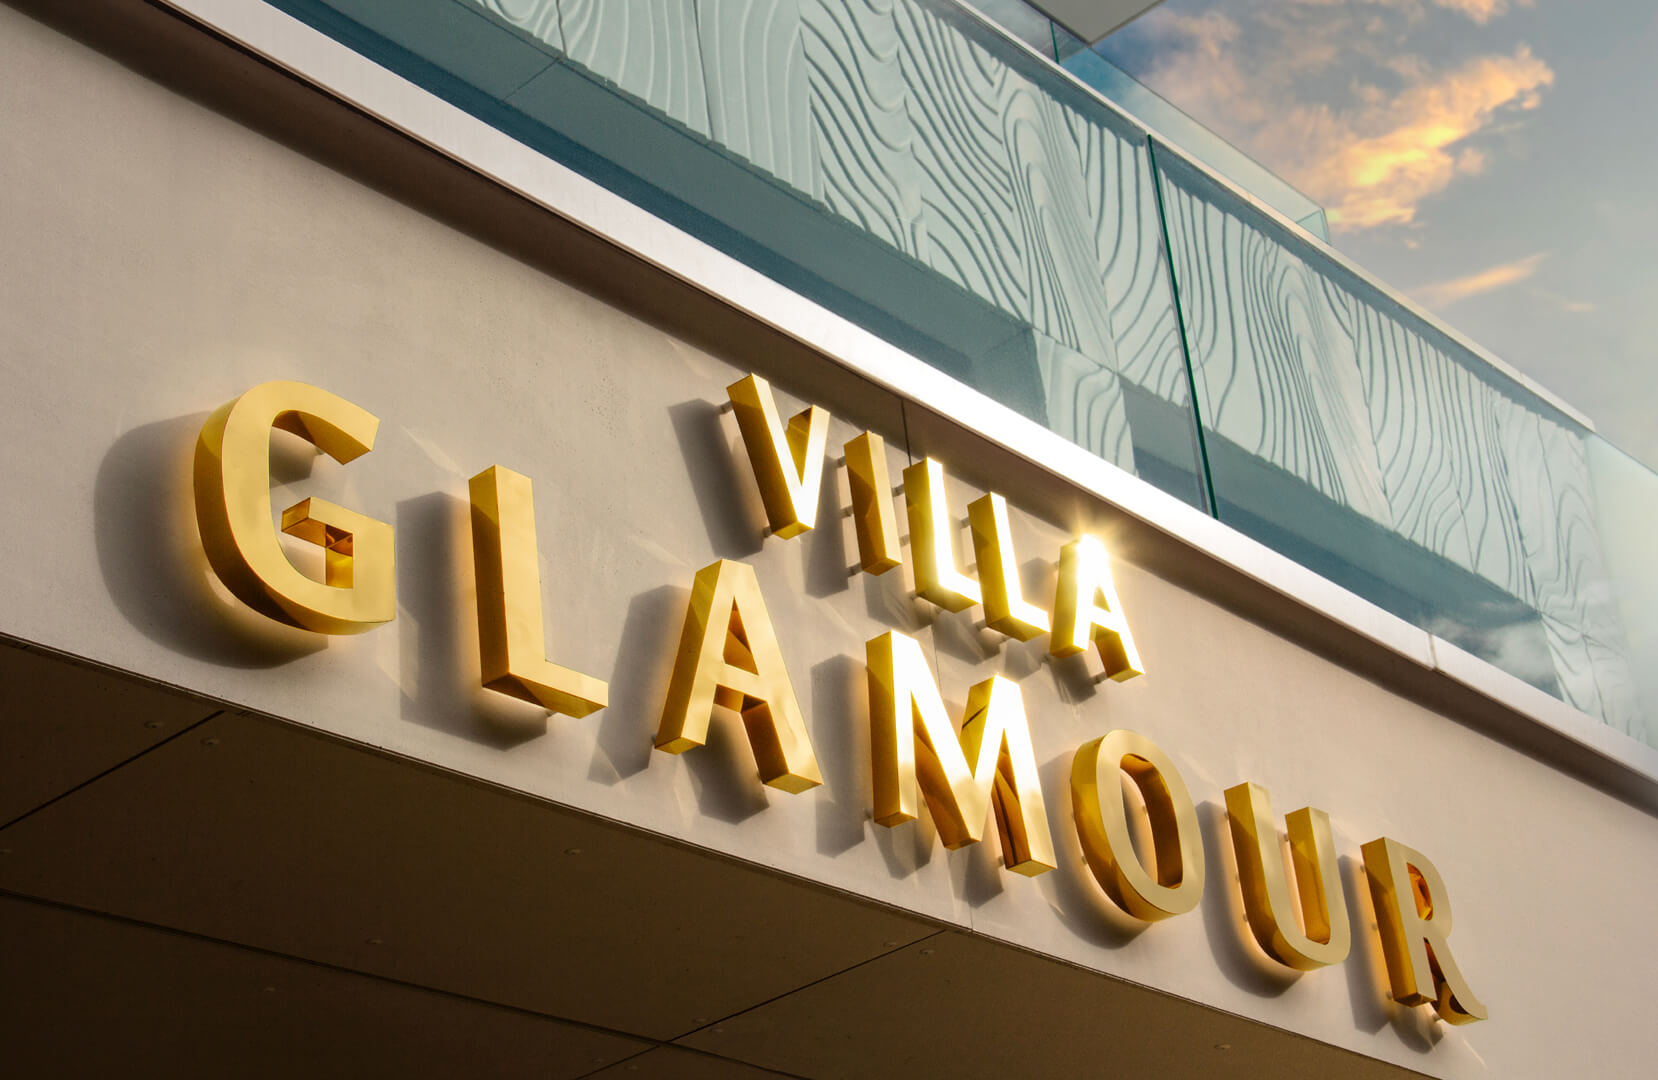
[1431,635,1658,785]
[155,0,1653,790]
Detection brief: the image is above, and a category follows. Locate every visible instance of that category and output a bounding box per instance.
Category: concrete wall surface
[0,3,1653,1077]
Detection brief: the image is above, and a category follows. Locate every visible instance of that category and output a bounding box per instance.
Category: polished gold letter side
[1361,837,1488,1024]
[727,374,830,540]
[968,492,1050,641]
[656,560,822,793]
[903,458,981,613]
[467,466,608,717]
[1072,730,1204,920]
[865,631,1055,876]
[844,432,902,574]
[1224,782,1350,970]
[1050,536,1143,680]
[194,380,394,634]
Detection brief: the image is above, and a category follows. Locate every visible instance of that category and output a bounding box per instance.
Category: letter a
[657,560,822,793]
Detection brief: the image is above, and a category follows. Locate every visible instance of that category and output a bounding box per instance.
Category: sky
[1094,0,1658,470]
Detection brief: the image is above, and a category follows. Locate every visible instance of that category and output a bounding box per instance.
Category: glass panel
[1584,438,1658,746]
[957,0,1331,239]
[1063,49,1329,242]
[267,0,1212,509]
[1155,148,1654,745]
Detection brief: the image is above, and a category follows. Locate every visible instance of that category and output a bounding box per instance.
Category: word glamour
[192,377,1486,1026]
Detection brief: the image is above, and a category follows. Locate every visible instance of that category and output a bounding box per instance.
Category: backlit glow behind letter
[727,374,830,539]
[1072,730,1204,920]
[1050,536,1142,680]
[969,492,1049,641]
[468,465,608,717]
[904,458,981,613]
[657,560,822,793]
[194,380,393,634]
[1225,782,1350,969]
[865,630,1055,876]
[1361,837,1488,1024]
[845,432,902,574]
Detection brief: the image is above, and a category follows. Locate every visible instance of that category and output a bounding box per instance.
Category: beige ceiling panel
[0,892,648,1078]
[0,642,220,825]
[586,1046,797,1079]
[0,710,938,1041]
[676,931,1427,1080]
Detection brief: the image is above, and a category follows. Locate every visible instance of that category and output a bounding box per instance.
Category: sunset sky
[1097,0,1658,469]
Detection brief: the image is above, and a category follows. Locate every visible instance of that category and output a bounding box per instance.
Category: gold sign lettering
[1225,782,1350,969]
[1362,837,1488,1024]
[865,630,1055,875]
[1050,536,1143,681]
[656,559,822,793]
[187,374,1488,1028]
[468,465,608,717]
[844,431,902,575]
[904,457,981,612]
[969,492,1050,641]
[194,380,394,634]
[727,373,830,539]
[1072,730,1204,920]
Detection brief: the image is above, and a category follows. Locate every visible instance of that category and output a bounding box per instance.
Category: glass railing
[262,0,1657,749]
[1059,50,1330,240]
[1152,152,1652,746]
[956,0,1332,239]
[1582,438,1658,740]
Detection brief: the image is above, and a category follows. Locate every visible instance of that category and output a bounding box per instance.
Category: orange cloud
[1433,0,1531,24]
[1272,47,1553,230]
[1410,252,1546,309]
[1122,6,1554,234]
[1289,0,1532,23]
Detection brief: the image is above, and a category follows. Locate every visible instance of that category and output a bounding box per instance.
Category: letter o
[1071,729,1205,921]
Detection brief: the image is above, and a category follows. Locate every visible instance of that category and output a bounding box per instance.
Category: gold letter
[657,560,821,793]
[194,380,394,634]
[904,458,981,612]
[1072,730,1204,920]
[844,432,902,574]
[1224,782,1350,970]
[1050,536,1143,680]
[468,466,608,717]
[1361,837,1488,1024]
[865,631,1055,876]
[727,374,830,539]
[968,493,1050,641]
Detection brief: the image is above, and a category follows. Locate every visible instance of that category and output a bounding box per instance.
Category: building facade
[2,1,1656,1077]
